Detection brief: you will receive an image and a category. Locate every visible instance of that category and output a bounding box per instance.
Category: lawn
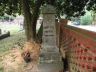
[0,30,26,55]
[0,24,21,35]
[0,23,41,35]
[36,23,41,34]
[0,30,26,72]
[0,23,26,56]
[0,23,41,56]
[0,23,41,72]
[0,25,3,28]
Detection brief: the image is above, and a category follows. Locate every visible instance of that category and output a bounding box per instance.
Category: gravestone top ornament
[41,5,59,53]
[42,5,56,14]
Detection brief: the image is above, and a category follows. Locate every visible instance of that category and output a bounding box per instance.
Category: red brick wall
[57,19,96,72]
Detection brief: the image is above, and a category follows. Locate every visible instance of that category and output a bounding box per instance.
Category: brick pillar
[60,19,68,25]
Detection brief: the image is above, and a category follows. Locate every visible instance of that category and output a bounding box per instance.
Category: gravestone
[20,23,24,30]
[0,29,1,35]
[37,5,63,72]
[41,5,59,53]
[0,31,10,40]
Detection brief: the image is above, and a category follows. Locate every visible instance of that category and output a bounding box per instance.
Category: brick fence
[56,19,96,72]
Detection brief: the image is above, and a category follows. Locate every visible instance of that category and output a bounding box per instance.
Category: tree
[80,11,92,25]
[0,0,95,42]
[86,0,96,25]
[90,11,96,26]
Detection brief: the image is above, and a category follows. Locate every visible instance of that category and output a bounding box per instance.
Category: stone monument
[41,5,59,53]
[37,5,63,72]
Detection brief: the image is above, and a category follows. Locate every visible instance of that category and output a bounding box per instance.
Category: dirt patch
[21,41,41,72]
[0,41,40,72]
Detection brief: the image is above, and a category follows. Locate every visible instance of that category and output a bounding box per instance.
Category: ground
[0,21,96,72]
[0,23,41,72]
[0,41,40,72]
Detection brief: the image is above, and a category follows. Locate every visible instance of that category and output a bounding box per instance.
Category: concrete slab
[38,61,64,72]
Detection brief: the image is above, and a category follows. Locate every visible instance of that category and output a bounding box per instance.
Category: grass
[0,23,41,58]
[0,25,3,27]
[36,23,41,33]
[0,24,20,35]
[0,29,26,72]
[0,23,41,34]
[0,66,4,72]
[0,23,26,58]
[8,69,14,72]
[0,23,41,72]
[0,23,40,57]
[0,31,26,56]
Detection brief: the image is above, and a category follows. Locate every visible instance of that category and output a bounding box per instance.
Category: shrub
[80,11,92,25]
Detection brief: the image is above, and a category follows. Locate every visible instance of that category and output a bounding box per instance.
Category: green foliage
[80,11,92,25]
[0,66,4,72]
[86,0,96,11]
[55,0,88,18]
[71,17,80,22]
[0,0,21,16]
[0,0,95,19]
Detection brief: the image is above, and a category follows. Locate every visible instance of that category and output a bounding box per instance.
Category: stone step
[38,52,62,62]
[37,61,64,72]
[37,52,64,72]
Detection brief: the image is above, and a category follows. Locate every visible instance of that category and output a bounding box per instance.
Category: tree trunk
[32,0,43,38]
[22,0,43,42]
[92,15,95,26]
[22,0,34,41]
[24,18,34,41]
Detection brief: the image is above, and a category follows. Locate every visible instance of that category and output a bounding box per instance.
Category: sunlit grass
[0,31,26,56]
[36,23,41,34]
[0,24,20,35]
[0,23,41,72]
[0,23,41,56]
[0,23,41,57]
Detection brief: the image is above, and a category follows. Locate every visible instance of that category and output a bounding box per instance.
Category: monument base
[41,45,59,53]
[38,45,60,63]
[37,48,63,72]
[38,52,62,63]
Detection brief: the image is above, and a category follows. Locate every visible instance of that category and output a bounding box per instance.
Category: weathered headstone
[41,5,59,53]
[20,24,24,30]
[0,29,1,35]
[37,5,63,72]
[0,31,10,40]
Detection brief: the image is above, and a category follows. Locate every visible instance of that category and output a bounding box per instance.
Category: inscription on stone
[44,26,54,37]
[42,5,58,48]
